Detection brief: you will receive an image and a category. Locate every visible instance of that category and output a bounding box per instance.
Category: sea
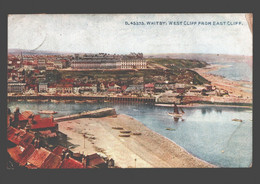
[208,61,253,82]
[8,101,252,168]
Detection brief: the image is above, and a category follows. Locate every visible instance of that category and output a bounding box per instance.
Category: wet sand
[58,114,216,168]
[194,65,252,101]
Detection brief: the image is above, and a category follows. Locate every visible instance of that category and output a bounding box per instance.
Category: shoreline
[58,114,216,168]
[193,64,252,101]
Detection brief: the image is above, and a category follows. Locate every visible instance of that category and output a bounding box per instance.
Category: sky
[8,14,252,56]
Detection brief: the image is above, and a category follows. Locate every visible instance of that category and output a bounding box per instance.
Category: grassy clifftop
[147,58,208,69]
[46,58,210,85]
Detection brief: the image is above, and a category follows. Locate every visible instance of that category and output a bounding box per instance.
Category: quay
[54,108,117,122]
[7,95,156,104]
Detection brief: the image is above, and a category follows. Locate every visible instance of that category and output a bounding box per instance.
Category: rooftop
[7,126,35,148]
[60,158,84,169]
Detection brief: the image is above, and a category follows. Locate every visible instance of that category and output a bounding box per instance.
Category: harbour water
[8,101,252,168]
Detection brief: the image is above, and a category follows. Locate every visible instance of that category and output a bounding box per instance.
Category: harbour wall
[54,108,117,122]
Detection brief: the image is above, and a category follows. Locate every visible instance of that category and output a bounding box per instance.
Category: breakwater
[54,108,116,122]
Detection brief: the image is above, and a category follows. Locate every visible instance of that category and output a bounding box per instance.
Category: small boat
[232,118,243,122]
[86,100,97,103]
[51,99,60,103]
[132,132,142,135]
[75,100,85,103]
[40,99,49,102]
[112,127,124,130]
[38,110,57,114]
[119,134,130,137]
[168,103,185,118]
[27,99,39,102]
[120,130,131,133]
[166,128,175,131]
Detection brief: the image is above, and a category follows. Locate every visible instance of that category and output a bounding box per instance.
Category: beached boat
[112,127,124,130]
[168,103,185,118]
[119,134,130,137]
[120,130,131,133]
[38,110,57,114]
[132,132,142,135]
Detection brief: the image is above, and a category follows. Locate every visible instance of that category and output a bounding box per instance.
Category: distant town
[8,52,252,105]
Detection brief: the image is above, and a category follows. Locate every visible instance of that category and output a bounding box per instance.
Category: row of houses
[9,52,148,71]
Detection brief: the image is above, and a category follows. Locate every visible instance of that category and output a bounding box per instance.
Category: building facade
[8,82,26,93]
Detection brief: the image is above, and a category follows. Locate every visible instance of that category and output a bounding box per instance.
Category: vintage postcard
[7,14,252,169]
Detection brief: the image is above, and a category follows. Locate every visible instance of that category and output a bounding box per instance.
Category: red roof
[31,117,57,130]
[7,144,35,166]
[27,148,51,168]
[121,85,128,91]
[52,145,68,157]
[34,70,40,74]
[87,153,105,167]
[60,158,84,169]
[40,152,62,169]
[19,111,33,121]
[145,83,154,88]
[7,126,35,148]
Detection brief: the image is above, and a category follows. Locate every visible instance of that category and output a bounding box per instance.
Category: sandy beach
[58,114,216,168]
[194,65,252,101]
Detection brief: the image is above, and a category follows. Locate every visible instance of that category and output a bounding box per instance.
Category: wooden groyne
[54,108,117,122]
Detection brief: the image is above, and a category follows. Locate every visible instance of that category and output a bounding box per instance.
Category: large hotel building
[71,53,147,69]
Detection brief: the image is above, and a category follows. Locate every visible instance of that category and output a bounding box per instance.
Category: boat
[40,99,49,102]
[27,99,39,102]
[112,127,124,130]
[120,130,131,133]
[132,132,142,135]
[86,100,97,103]
[38,110,57,114]
[75,100,85,103]
[165,128,175,131]
[119,134,130,137]
[232,118,243,122]
[168,103,185,118]
[51,99,60,103]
